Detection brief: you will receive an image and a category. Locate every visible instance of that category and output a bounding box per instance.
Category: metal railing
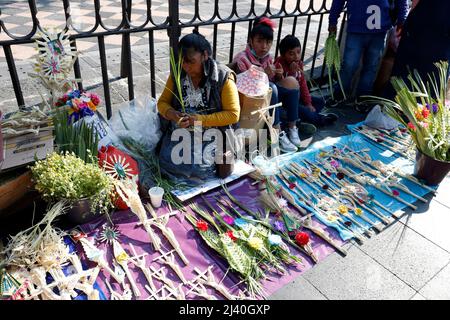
[0,0,346,119]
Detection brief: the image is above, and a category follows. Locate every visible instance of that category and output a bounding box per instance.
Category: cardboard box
[1,129,54,170]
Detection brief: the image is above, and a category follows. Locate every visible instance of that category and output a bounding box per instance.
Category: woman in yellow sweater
[157,31,240,183]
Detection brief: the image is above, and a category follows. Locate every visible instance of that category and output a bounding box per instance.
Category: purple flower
[425,103,431,110]
[223,215,234,225]
[432,103,439,114]
[274,220,284,232]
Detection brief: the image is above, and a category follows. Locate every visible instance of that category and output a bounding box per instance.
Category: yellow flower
[327,215,338,222]
[354,208,363,215]
[312,168,321,178]
[300,173,307,178]
[116,252,129,264]
[319,151,327,158]
[338,205,348,214]
[248,237,264,250]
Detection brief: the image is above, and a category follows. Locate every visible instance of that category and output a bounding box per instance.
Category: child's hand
[307,105,316,113]
[289,61,300,73]
[264,65,276,78]
[274,62,284,79]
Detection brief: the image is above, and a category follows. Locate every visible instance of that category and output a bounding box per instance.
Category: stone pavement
[0,0,330,114]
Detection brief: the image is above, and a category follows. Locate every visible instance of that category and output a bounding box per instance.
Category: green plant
[30,152,114,214]
[324,34,346,100]
[53,109,99,163]
[369,61,450,162]
[169,47,185,113]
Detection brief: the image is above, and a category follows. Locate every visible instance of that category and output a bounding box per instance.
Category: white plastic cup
[148,187,164,208]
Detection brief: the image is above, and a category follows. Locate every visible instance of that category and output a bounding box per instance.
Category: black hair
[179,30,212,59]
[279,35,301,55]
[250,17,274,41]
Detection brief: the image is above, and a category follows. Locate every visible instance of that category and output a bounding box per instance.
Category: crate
[0,170,33,214]
[1,129,54,171]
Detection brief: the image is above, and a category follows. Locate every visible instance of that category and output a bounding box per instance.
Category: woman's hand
[166,108,184,123]
[177,114,198,128]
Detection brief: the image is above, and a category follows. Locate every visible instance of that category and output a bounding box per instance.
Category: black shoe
[318,113,339,127]
[355,103,373,113]
[326,97,346,108]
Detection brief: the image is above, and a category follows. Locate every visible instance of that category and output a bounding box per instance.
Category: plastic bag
[364,104,400,130]
[108,95,162,155]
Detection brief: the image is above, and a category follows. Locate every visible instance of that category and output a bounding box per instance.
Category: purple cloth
[76,177,345,299]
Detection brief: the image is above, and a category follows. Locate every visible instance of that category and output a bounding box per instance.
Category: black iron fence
[0,0,346,119]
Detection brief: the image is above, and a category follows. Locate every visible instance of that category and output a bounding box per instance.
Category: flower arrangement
[374,61,450,162]
[54,90,101,123]
[186,194,303,298]
[30,152,114,214]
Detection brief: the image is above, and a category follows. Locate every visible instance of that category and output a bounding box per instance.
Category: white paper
[171,160,255,202]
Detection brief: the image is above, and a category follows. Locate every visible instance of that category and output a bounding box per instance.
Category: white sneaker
[288,127,302,147]
[279,131,298,153]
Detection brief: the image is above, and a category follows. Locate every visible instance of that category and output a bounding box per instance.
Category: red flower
[295,232,310,246]
[289,183,296,190]
[400,128,407,133]
[326,171,332,177]
[392,190,400,196]
[407,122,416,131]
[376,138,384,143]
[196,220,208,232]
[422,108,430,119]
[337,172,345,180]
[225,230,237,242]
[322,184,329,190]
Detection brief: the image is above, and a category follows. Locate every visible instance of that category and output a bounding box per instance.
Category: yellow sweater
[157,75,240,127]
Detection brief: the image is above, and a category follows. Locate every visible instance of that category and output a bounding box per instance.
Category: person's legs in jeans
[276,84,300,129]
[268,82,280,127]
[357,32,387,97]
[338,33,365,101]
[298,96,325,125]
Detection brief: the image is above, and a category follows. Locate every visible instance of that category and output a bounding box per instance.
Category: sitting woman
[157,31,240,184]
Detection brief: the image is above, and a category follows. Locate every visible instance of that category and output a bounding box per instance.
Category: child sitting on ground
[233,17,316,153]
[274,35,338,127]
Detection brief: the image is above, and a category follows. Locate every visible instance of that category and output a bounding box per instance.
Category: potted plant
[30,152,115,224]
[374,61,450,185]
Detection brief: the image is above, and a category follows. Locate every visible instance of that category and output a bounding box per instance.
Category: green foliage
[30,152,114,214]
[53,109,98,164]
[169,47,185,113]
[325,35,346,100]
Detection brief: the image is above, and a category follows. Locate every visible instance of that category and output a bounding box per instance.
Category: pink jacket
[233,45,275,81]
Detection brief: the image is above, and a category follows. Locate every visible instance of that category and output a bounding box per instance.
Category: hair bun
[256,17,276,30]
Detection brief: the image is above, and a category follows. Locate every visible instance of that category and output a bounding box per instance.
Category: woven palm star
[103,154,134,180]
[98,224,121,244]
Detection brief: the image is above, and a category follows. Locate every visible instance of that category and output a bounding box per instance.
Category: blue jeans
[298,96,326,126]
[340,32,387,98]
[269,82,300,126]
